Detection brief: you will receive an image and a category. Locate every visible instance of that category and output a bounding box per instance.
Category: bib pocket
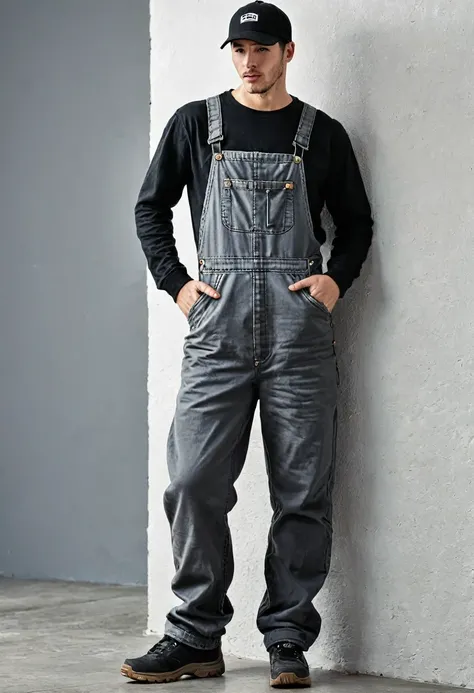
[221,178,295,235]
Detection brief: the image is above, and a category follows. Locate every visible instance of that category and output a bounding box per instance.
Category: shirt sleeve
[323,119,374,298]
[135,110,193,301]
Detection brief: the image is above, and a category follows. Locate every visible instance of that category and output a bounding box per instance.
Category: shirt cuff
[160,269,193,302]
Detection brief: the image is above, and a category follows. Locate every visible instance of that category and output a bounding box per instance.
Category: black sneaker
[121,635,225,683]
[269,641,311,688]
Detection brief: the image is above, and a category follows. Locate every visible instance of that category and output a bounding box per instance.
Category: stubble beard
[244,59,285,95]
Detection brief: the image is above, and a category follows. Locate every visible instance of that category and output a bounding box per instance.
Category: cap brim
[220,30,279,50]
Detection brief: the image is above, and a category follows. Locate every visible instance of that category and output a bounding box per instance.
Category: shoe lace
[148,636,178,656]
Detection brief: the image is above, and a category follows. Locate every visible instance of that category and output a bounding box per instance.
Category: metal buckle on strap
[293,142,304,163]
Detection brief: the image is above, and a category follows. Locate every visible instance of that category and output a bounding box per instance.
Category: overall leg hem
[264,628,310,652]
[165,620,222,651]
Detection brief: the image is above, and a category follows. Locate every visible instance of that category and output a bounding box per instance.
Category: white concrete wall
[148,0,474,686]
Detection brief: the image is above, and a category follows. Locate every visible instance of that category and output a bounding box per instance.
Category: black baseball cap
[220,1,292,50]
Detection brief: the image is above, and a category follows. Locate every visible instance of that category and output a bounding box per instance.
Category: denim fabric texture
[163,96,339,652]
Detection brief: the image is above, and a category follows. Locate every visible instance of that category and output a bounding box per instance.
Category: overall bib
[163,95,339,652]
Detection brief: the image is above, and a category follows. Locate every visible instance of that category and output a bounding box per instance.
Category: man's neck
[231,85,293,112]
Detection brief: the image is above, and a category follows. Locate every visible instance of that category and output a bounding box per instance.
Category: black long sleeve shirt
[135,90,373,300]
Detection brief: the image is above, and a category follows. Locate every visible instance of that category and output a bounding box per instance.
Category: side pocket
[187,274,224,329]
[186,292,206,325]
[300,287,332,318]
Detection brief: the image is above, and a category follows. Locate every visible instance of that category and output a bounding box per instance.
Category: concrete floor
[0,578,466,693]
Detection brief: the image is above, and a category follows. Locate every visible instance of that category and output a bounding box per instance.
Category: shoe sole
[270,671,312,687]
[120,656,225,684]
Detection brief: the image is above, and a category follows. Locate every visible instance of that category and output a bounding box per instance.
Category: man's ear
[286,41,296,63]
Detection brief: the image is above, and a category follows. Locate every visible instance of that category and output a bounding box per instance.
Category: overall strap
[293,103,318,159]
[206,95,224,155]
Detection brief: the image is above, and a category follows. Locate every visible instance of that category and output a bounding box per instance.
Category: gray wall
[0,0,149,584]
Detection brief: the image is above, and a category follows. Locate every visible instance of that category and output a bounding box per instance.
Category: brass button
[215,153,223,161]
[285,182,294,190]
[224,179,232,187]
[294,155,302,164]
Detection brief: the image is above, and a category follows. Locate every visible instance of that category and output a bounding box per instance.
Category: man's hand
[177,280,220,318]
[288,274,340,313]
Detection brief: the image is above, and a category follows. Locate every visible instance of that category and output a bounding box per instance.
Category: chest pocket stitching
[221,178,295,235]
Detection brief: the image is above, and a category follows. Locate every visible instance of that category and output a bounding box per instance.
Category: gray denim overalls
[163,95,338,652]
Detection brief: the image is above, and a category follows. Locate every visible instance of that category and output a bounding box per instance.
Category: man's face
[231,39,289,95]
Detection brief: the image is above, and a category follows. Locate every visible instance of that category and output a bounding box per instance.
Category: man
[122,1,373,687]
